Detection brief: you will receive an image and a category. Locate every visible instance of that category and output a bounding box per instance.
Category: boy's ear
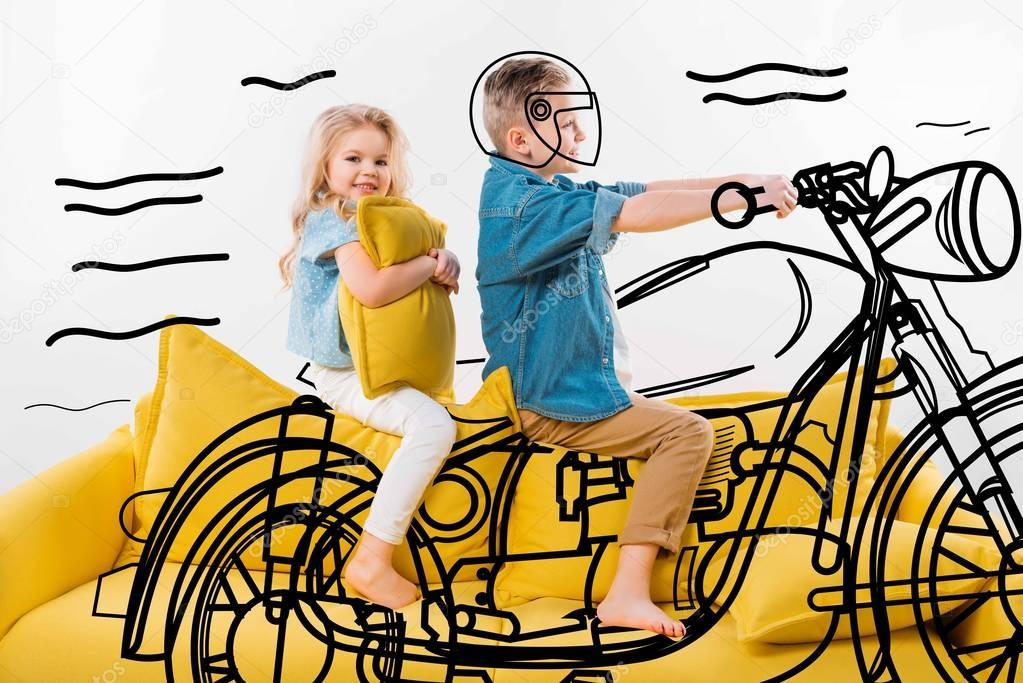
[505,126,532,157]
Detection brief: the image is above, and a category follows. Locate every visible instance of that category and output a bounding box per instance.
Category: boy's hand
[748,174,799,218]
[428,247,460,294]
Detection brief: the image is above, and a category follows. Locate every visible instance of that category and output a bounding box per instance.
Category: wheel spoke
[230,556,262,602]
[957,499,983,516]
[210,574,245,615]
[966,633,1021,677]
[986,653,1006,683]
[1007,649,1020,683]
[201,651,236,680]
[954,636,1015,656]
[938,545,989,575]
[942,591,991,632]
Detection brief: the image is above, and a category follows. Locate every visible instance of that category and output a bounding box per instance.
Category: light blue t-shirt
[286,207,360,368]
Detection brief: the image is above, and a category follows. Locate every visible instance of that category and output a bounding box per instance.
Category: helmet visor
[523,90,601,166]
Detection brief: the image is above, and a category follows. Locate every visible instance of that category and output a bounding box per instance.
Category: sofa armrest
[0,424,134,639]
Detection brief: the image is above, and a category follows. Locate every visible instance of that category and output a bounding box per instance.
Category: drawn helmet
[470,51,602,168]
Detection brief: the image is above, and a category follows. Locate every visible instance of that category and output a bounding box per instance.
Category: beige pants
[517,394,714,555]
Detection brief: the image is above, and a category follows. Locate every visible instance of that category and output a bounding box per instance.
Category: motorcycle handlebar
[709,156,1021,283]
[710,181,782,229]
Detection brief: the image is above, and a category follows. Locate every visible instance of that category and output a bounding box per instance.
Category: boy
[474,55,798,637]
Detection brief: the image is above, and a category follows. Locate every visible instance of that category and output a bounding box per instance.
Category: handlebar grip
[711,181,778,229]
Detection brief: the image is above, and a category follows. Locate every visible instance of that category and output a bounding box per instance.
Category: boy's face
[506,92,591,178]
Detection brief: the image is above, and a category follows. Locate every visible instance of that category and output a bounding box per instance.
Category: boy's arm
[645,174,756,192]
[614,174,798,233]
[335,242,438,308]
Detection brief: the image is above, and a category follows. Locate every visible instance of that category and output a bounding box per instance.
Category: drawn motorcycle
[99,146,1022,682]
[709,147,1023,681]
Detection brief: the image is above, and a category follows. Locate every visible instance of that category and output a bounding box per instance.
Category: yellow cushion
[338,196,455,401]
[492,596,962,683]
[0,558,954,682]
[727,516,1000,643]
[0,561,502,682]
[118,319,520,586]
[494,362,895,607]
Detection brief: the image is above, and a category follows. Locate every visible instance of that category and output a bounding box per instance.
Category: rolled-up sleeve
[299,210,360,263]
[588,186,629,254]
[574,178,646,198]
[563,178,646,255]
[613,180,646,197]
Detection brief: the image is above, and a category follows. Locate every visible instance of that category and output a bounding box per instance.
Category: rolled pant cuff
[618,524,681,555]
[362,521,405,546]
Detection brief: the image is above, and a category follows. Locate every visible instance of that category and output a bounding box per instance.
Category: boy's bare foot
[596,543,686,637]
[345,552,421,610]
[596,595,686,638]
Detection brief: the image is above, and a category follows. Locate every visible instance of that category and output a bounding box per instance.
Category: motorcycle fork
[891,297,1023,555]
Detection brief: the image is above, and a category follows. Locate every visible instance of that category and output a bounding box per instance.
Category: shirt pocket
[544,250,589,298]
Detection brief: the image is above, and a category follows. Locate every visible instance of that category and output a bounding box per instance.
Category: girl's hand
[428,247,460,294]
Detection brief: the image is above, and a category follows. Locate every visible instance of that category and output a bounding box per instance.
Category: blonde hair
[278,104,411,289]
[483,57,570,155]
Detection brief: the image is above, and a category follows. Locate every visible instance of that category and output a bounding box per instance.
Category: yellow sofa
[0,323,1010,682]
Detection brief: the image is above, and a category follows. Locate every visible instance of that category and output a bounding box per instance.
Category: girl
[280,104,460,610]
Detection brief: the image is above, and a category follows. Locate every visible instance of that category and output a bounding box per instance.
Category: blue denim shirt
[476,154,646,421]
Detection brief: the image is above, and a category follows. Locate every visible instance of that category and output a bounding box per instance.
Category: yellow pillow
[727,516,1000,643]
[338,196,455,401]
[118,318,520,586]
[668,358,896,525]
[952,553,1023,658]
[494,362,895,607]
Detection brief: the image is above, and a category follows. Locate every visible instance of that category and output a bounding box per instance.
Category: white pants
[308,362,457,545]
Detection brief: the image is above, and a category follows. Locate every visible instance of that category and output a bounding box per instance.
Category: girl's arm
[334,241,438,309]
[428,247,460,295]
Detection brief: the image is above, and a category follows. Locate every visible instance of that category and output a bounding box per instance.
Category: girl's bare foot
[596,595,687,638]
[345,533,421,610]
[346,553,421,609]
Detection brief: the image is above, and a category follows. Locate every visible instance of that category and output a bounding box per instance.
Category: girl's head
[279,104,411,288]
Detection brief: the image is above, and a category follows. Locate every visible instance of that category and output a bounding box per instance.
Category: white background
[2,0,1022,492]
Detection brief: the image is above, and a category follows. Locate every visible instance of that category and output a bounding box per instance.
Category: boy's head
[479,54,599,177]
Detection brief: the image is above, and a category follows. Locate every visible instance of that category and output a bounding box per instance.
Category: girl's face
[325,125,393,199]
